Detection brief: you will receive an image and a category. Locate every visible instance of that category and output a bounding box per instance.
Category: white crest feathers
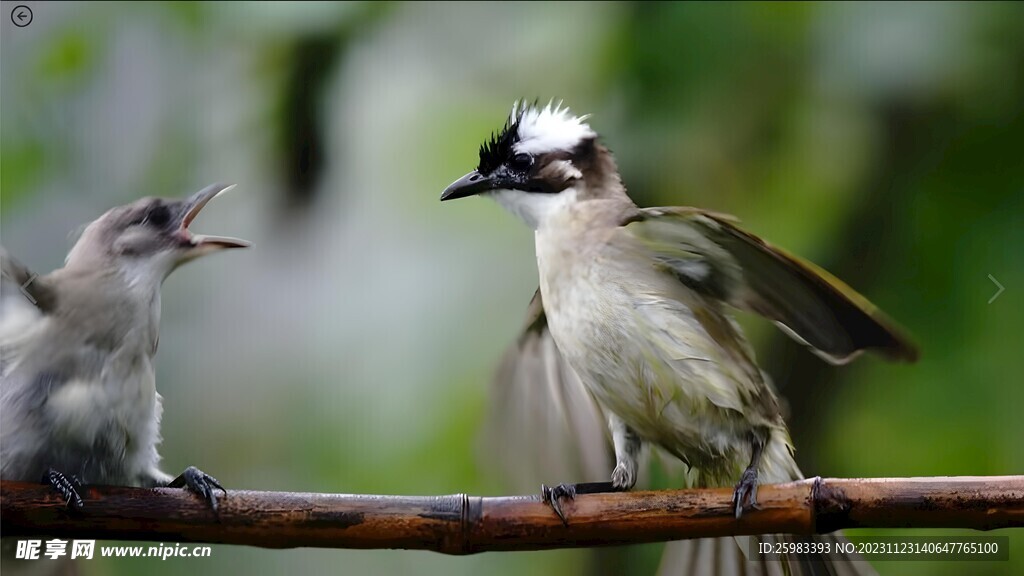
[512,100,595,156]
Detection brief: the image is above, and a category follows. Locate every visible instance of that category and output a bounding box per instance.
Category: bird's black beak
[440,170,499,201]
[177,183,251,252]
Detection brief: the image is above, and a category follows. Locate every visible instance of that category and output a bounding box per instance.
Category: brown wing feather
[629,208,918,364]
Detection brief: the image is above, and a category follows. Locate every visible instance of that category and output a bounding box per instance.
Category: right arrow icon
[988,274,1005,304]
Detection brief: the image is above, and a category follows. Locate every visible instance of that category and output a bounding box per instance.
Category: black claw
[168,466,226,514]
[42,468,84,509]
[732,466,759,519]
[540,481,616,526]
[541,483,577,525]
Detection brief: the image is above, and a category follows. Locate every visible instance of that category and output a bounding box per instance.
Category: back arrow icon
[988,275,1004,304]
[11,6,33,27]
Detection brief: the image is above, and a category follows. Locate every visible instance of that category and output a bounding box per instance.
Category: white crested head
[442,100,624,231]
[511,100,596,156]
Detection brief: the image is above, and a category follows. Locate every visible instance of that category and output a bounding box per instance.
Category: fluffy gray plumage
[0,185,247,494]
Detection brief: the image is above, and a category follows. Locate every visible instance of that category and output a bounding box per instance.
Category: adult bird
[442,102,917,575]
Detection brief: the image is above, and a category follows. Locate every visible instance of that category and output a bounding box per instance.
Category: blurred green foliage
[1,2,1021,575]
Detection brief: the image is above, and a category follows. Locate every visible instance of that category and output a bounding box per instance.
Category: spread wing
[624,207,918,364]
[482,289,613,488]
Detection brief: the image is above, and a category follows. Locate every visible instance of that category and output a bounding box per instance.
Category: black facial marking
[144,203,171,228]
[477,99,544,175]
[477,114,521,175]
[473,101,600,196]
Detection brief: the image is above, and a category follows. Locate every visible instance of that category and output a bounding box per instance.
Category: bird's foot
[541,481,616,526]
[541,483,575,525]
[732,465,760,518]
[611,461,636,491]
[42,468,83,509]
[168,466,225,513]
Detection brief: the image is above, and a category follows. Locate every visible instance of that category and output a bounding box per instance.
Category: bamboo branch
[2,476,1021,553]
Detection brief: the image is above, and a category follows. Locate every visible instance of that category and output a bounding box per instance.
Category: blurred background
[1,1,1021,575]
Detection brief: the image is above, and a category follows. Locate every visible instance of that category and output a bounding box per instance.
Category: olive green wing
[625,207,918,364]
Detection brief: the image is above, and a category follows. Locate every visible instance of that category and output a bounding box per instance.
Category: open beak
[440,170,500,201]
[178,183,251,251]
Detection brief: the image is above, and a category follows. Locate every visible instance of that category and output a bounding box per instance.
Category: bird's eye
[509,153,533,171]
[144,204,171,228]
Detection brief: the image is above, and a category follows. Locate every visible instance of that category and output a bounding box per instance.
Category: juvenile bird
[442,102,917,574]
[1,184,249,511]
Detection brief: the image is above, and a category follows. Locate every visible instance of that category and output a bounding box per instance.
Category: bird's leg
[167,466,226,514]
[609,412,642,491]
[732,435,765,518]
[541,413,640,526]
[42,468,84,509]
